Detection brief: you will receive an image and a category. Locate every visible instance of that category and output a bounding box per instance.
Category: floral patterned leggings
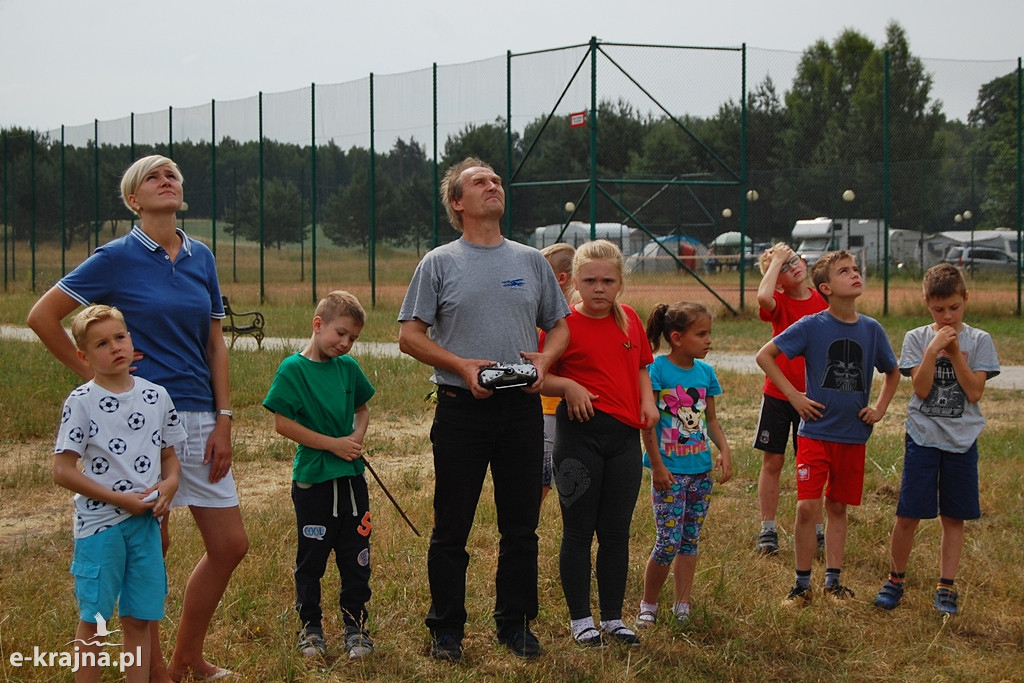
[649,471,713,565]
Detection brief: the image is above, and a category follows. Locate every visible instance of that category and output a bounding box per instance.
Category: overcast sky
[1,0,1021,132]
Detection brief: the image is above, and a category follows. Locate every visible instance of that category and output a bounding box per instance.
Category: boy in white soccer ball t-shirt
[53,304,184,682]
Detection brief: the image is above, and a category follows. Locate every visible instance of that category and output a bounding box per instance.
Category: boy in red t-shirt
[752,244,827,555]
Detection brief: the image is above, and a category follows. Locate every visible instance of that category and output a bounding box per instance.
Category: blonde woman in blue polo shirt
[28,155,248,682]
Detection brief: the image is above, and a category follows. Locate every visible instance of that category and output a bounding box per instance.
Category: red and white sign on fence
[569,111,587,128]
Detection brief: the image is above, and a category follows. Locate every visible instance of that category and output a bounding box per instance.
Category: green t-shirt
[263,352,376,483]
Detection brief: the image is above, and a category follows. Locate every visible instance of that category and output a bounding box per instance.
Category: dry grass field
[1,234,1022,681]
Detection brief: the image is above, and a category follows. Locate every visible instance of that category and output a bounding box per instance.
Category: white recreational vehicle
[531,221,643,255]
[792,217,917,271]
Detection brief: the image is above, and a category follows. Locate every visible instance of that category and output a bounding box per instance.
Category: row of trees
[1,23,1019,255]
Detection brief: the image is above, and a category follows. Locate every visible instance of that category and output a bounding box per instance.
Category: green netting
[2,39,1021,316]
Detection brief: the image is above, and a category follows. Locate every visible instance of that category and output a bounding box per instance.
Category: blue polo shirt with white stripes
[58,226,225,412]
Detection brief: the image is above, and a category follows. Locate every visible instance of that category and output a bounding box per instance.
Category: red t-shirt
[760,287,828,399]
[546,304,654,429]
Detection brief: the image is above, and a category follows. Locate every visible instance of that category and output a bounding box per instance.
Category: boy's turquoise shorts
[71,513,167,623]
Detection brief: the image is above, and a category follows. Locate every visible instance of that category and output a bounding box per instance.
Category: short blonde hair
[70,305,126,350]
[120,155,184,215]
[758,242,786,275]
[314,290,365,326]
[573,239,629,335]
[440,157,494,232]
[541,242,575,276]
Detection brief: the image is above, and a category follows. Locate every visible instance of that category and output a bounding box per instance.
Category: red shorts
[795,436,866,505]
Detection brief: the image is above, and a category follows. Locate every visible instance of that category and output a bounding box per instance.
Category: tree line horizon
[2,23,1020,263]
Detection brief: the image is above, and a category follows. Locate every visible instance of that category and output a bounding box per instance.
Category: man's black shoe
[430,633,463,663]
[498,627,541,659]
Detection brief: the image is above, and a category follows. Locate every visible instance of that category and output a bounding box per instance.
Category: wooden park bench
[221,296,265,349]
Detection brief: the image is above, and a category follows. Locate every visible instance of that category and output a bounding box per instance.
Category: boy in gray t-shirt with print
[873,264,1000,616]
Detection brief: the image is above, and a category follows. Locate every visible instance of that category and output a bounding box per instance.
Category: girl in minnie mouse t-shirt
[635,301,733,628]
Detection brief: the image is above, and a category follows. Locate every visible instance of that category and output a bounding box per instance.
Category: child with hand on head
[873,264,1000,616]
[757,250,900,606]
[539,242,576,506]
[53,305,184,683]
[541,239,659,648]
[636,302,732,627]
[263,290,377,660]
[753,244,827,555]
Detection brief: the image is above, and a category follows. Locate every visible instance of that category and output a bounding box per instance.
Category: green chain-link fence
[2,35,1021,317]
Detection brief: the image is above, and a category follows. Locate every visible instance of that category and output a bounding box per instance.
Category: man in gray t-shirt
[398,157,569,661]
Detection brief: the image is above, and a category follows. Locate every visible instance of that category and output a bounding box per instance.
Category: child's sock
[761,520,777,532]
[570,616,596,639]
[600,618,628,633]
[937,577,955,591]
[639,600,658,616]
[673,602,691,619]
[888,571,906,586]
[824,567,842,588]
[795,569,812,590]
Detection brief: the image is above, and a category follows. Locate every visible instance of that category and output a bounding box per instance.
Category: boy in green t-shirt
[263,290,376,660]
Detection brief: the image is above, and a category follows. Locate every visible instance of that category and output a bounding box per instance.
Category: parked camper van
[792,217,886,270]
[532,221,643,255]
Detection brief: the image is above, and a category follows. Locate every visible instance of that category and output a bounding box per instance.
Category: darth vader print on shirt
[919,352,965,418]
[820,338,865,392]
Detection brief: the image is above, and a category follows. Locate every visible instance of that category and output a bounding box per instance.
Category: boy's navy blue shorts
[896,433,980,521]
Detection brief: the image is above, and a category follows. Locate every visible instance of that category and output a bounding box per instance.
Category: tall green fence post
[739,43,748,310]
[259,91,265,303]
[1017,57,1022,315]
[589,36,598,240]
[882,50,891,315]
[2,131,7,291]
[211,99,217,256]
[93,119,99,250]
[369,74,377,308]
[506,51,514,236]
[30,130,35,292]
[61,126,66,275]
[311,83,318,305]
[432,64,439,248]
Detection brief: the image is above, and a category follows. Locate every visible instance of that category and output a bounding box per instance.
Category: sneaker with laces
[824,583,855,602]
[873,580,904,610]
[782,584,813,607]
[297,630,327,657]
[430,633,463,663]
[344,626,374,659]
[756,529,779,555]
[498,627,541,658]
[933,587,959,615]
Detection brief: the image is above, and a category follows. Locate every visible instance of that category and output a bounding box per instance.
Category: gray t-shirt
[398,237,570,389]
[900,323,1000,452]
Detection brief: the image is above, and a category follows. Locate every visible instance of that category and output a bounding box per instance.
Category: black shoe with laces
[498,627,541,659]
[430,633,463,663]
